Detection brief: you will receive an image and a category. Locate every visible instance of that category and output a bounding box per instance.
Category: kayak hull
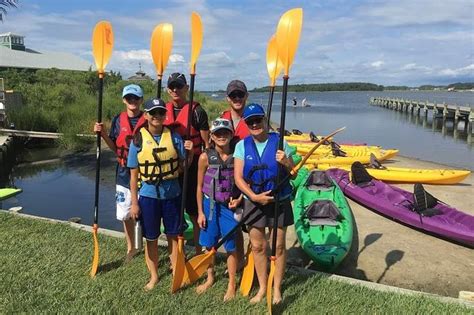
[0,188,22,201]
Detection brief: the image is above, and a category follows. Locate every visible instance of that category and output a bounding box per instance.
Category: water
[2,91,473,232]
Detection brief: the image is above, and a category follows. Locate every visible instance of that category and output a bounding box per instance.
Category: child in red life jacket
[196,118,243,301]
[93,84,146,263]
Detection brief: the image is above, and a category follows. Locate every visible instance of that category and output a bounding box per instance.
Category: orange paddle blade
[151,23,174,76]
[240,243,255,296]
[190,12,203,75]
[266,259,276,314]
[92,21,114,76]
[90,224,99,277]
[276,8,303,76]
[187,250,215,283]
[171,237,187,293]
[266,35,283,87]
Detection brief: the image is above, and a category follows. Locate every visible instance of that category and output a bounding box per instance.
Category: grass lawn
[0,212,471,314]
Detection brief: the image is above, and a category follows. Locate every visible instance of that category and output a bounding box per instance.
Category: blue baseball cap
[242,103,265,120]
[122,84,143,98]
[144,98,166,112]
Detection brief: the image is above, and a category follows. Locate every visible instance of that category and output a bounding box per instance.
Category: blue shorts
[199,196,238,252]
[139,196,181,241]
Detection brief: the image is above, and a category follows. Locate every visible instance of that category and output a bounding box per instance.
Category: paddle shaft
[266,85,275,127]
[156,76,162,98]
[93,75,104,225]
[178,73,196,235]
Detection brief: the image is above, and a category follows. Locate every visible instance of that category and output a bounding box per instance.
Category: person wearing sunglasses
[93,84,146,264]
[233,103,295,305]
[164,72,210,255]
[221,80,250,143]
[127,98,194,291]
[195,118,243,300]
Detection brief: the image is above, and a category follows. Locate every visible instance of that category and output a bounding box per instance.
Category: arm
[94,122,117,152]
[234,158,273,205]
[200,129,210,149]
[129,168,140,219]
[276,150,297,179]
[196,152,208,229]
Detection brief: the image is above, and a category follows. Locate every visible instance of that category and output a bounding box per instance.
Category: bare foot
[273,290,282,305]
[223,285,236,302]
[124,248,138,264]
[143,278,158,291]
[196,279,214,295]
[249,289,266,304]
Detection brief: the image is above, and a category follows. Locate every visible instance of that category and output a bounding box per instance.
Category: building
[127,63,153,81]
[0,32,91,71]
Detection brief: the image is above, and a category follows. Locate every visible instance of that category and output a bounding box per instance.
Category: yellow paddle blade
[276,8,303,76]
[92,21,114,76]
[171,237,187,293]
[266,35,283,87]
[190,12,203,75]
[180,260,200,287]
[187,250,215,282]
[151,23,174,76]
[240,243,255,296]
[266,259,276,314]
[90,224,99,277]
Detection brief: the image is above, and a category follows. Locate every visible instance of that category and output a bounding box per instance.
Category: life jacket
[243,133,292,198]
[136,126,180,184]
[202,148,236,204]
[115,112,147,167]
[164,101,203,155]
[221,110,249,140]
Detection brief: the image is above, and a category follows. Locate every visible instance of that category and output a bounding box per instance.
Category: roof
[0,32,24,38]
[0,46,91,71]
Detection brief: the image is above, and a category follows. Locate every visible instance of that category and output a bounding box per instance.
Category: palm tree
[0,0,18,22]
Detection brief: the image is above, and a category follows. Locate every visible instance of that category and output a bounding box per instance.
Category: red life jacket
[115,111,147,167]
[164,101,203,155]
[221,110,249,141]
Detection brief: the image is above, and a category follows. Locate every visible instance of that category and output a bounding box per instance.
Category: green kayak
[293,170,353,270]
[160,212,194,241]
[289,152,310,199]
[0,188,22,201]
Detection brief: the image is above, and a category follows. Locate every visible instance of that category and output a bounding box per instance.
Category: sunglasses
[124,95,141,102]
[245,116,264,126]
[148,108,167,117]
[212,120,231,127]
[168,82,185,90]
[228,91,246,99]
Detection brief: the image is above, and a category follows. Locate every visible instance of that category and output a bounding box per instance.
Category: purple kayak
[326,166,474,247]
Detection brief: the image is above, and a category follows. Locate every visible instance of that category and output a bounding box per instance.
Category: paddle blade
[187,250,215,282]
[151,23,174,76]
[92,21,114,75]
[267,259,276,314]
[171,237,186,293]
[190,12,203,75]
[276,8,303,76]
[240,244,255,296]
[90,224,99,277]
[266,35,283,87]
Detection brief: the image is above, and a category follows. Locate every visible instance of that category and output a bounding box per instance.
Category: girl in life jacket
[196,118,243,301]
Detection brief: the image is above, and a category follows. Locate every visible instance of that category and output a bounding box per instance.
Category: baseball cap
[226,80,247,96]
[122,84,143,98]
[144,98,167,112]
[167,73,187,88]
[210,118,234,134]
[242,103,265,120]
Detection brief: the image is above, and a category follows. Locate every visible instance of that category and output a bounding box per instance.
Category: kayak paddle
[265,34,283,128]
[171,11,203,293]
[90,20,114,278]
[150,23,173,98]
[267,8,303,312]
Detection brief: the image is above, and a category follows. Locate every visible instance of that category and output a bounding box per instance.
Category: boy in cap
[94,83,146,262]
[164,72,210,254]
[128,98,193,291]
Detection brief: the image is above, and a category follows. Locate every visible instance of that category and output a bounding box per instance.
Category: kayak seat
[369,153,386,169]
[351,162,374,187]
[413,183,442,217]
[292,129,303,135]
[304,200,342,226]
[305,170,334,191]
[331,142,347,157]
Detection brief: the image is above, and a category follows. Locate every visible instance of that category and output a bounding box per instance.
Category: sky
[1,0,473,90]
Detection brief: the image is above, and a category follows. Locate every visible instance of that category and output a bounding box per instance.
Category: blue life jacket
[243,133,292,198]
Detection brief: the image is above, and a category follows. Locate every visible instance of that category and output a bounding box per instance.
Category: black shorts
[242,198,294,228]
[179,155,199,216]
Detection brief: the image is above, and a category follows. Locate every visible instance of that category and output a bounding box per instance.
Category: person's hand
[251,190,274,206]
[184,140,193,151]
[197,213,206,229]
[130,203,140,220]
[228,197,240,209]
[276,149,289,166]
[94,122,107,137]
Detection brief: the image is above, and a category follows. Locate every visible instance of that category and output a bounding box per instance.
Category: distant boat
[302,98,311,107]
[211,93,219,97]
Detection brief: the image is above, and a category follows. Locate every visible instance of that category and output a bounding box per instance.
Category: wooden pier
[370,97,474,136]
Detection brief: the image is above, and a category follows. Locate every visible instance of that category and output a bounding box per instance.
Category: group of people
[94,73,295,304]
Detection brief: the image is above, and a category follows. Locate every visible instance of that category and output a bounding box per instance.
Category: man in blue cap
[233,103,295,305]
[94,83,146,263]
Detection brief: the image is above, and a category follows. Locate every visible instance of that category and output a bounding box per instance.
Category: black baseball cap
[167,73,187,88]
[226,80,247,96]
[144,98,167,112]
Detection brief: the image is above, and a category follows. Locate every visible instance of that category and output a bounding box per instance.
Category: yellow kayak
[316,164,471,184]
[305,149,398,166]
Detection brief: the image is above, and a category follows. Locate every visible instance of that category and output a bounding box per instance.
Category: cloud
[439,64,474,76]
[370,61,385,69]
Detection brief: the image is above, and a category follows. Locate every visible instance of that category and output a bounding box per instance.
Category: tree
[0,0,18,22]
